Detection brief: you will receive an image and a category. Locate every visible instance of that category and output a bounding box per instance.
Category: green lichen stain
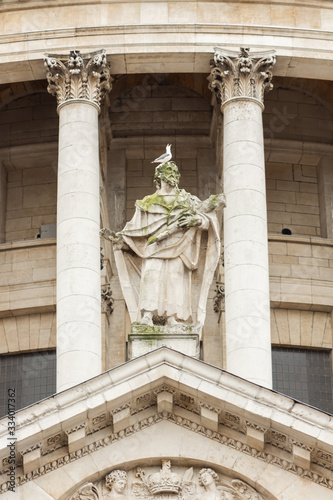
[138,191,181,214]
[132,324,165,335]
[131,324,194,335]
[154,161,180,187]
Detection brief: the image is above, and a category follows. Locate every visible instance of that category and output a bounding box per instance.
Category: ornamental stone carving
[69,462,268,500]
[101,158,225,335]
[69,482,99,500]
[208,47,276,107]
[44,49,112,109]
[101,285,114,315]
[105,470,129,499]
[213,281,224,314]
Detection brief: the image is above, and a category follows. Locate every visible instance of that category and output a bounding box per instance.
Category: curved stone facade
[0,1,332,498]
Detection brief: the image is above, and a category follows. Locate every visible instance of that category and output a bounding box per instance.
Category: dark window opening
[272,347,333,414]
[0,350,56,418]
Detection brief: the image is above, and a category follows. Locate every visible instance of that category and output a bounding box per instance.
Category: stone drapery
[115,185,223,328]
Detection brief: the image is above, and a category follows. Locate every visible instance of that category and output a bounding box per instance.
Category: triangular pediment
[0,348,332,499]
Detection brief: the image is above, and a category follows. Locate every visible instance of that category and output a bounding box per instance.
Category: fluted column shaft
[209,47,276,388]
[45,50,111,392]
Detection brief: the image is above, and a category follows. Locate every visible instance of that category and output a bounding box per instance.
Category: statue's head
[154,161,180,188]
[105,470,128,492]
[198,468,219,488]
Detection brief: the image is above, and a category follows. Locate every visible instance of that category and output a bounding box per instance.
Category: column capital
[208,47,276,109]
[44,49,112,110]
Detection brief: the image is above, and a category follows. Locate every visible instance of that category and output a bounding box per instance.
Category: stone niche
[68,459,269,500]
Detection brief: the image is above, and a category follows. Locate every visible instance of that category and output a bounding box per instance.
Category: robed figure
[103,161,224,331]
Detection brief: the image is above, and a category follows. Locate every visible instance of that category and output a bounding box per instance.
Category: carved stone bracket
[21,442,42,475]
[41,432,65,456]
[208,47,276,107]
[44,49,112,109]
[65,424,87,454]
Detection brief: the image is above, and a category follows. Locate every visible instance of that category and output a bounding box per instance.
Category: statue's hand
[178,213,202,228]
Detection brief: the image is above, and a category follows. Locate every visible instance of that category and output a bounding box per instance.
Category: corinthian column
[44,50,111,392]
[209,47,276,388]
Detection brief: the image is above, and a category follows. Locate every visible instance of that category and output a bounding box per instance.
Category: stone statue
[104,470,128,499]
[102,159,225,331]
[197,469,265,500]
[197,468,223,500]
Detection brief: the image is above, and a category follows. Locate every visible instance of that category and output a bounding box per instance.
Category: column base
[128,324,201,359]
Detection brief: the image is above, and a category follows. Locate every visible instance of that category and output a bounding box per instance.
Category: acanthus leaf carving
[208,47,276,107]
[44,49,112,109]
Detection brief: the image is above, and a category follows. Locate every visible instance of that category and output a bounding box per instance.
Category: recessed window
[0,350,56,418]
[272,347,333,414]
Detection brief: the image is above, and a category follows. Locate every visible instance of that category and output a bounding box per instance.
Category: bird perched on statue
[151,144,172,166]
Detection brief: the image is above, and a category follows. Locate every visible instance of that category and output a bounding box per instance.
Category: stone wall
[0,91,58,148]
[266,162,320,236]
[271,308,332,349]
[110,77,211,139]
[0,311,55,354]
[264,87,333,144]
[0,240,56,322]
[6,166,57,242]
[269,237,333,315]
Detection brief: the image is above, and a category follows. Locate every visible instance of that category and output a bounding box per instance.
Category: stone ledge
[269,234,333,247]
[0,238,56,252]
[129,324,200,359]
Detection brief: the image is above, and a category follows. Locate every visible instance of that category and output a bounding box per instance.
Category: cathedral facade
[0,0,333,498]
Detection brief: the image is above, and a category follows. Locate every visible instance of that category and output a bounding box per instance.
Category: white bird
[151,144,172,165]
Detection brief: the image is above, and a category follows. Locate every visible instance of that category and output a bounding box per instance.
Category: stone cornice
[1,406,333,494]
[44,49,112,110]
[1,27,333,85]
[0,348,331,447]
[1,0,333,11]
[1,23,333,44]
[0,347,332,494]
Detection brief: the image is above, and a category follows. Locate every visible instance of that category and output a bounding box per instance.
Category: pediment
[0,348,333,499]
